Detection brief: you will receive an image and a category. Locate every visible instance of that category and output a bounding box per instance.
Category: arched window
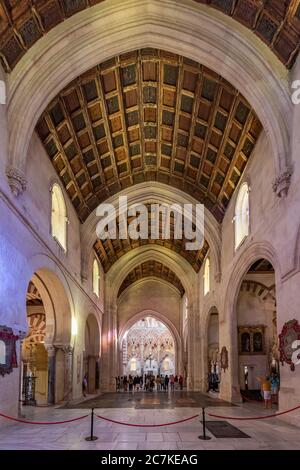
[0,340,5,364]
[204,257,210,295]
[51,183,67,250]
[0,80,6,105]
[93,258,100,297]
[234,182,249,250]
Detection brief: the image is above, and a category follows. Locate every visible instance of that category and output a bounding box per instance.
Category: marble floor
[0,393,300,450]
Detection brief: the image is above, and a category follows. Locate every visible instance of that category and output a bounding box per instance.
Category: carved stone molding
[273,171,292,198]
[6,166,27,196]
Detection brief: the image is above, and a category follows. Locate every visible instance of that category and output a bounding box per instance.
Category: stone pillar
[186,305,202,391]
[187,306,194,390]
[63,346,73,401]
[17,331,27,417]
[45,345,56,404]
[219,319,242,403]
[101,303,118,392]
[88,356,96,393]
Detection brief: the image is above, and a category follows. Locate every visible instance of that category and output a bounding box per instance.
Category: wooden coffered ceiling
[94,203,210,273]
[118,260,185,297]
[37,48,262,224]
[0,1,300,72]
[248,258,275,273]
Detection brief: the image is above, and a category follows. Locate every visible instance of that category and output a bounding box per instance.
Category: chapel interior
[1,0,300,450]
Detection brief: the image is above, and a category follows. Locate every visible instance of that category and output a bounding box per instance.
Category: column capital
[272,169,292,198]
[6,165,27,196]
[44,344,56,357]
[54,344,73,354]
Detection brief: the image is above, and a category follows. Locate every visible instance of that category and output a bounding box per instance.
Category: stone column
[88,355,96,393]
[63,346,73,401]
[219,319,241,403]
[186,305,202,391]
[17,331,27,417]
[100,303,118,392]
[187,306,194,390]
[45,345,56,404]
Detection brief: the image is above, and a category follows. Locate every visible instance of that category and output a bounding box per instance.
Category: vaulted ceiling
[94,202,210,272]
[37,49,262,223]
[118,260,185,297]
[0,1,299,72]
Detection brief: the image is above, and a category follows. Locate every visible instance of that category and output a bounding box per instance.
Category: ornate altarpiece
[0,325,19,376]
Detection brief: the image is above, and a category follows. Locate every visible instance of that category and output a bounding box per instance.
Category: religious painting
[238,326,265,355]
[0,325,19,376]
[241,332,250,353]
[253,332,263,352]
[279,319,300,371]
[220,346,229,372]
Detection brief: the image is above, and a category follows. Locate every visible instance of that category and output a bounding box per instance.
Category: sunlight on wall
[204,257,210,295]
[93,258,100,297]
[234,182,250,250]
[51,183,67,251]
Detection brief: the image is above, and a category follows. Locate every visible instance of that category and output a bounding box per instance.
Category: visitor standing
[179,375,183,390]
[156,375,161,391]
[82,374,88,397]
[270,373,280,405]
[170,374,175,391]
[164,375,169,392]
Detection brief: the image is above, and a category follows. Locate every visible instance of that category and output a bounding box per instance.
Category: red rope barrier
[0,412,89,425]
[208,404,300,421]
[96,413,199,427]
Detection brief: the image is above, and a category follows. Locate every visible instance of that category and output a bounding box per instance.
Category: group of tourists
[258,372,280,408]
[115,374,184,392]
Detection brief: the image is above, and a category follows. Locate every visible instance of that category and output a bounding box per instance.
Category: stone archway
[6,0,291,198]
[220,242,281,403]
[119,310,181,379]
[21,263,73,405]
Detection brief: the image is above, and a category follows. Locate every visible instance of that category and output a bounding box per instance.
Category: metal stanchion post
[85,408,98,441]
[198,407,211,440]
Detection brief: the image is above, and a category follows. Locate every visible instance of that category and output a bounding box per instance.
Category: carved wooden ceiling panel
[118,260,185,297]
[37,49,262,223]
[94,203,210,273]
[0,1,299,72]
[248,258,275,273]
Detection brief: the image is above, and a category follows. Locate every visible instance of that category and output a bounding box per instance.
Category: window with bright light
[234,182,250,250]
[51,183,67,250]
[0,340,5,364]
[93,258,100,297]
[130,358,137,371]
[204,257,210,295]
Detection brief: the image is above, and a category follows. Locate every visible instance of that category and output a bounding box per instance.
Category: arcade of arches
[1,0,300,446]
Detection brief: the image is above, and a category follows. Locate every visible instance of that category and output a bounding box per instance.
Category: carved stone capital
[44,344,56,357]
[63,345,74,355]
[6,165,27,196]
[54,344,73,355]
[273,170,292,198]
